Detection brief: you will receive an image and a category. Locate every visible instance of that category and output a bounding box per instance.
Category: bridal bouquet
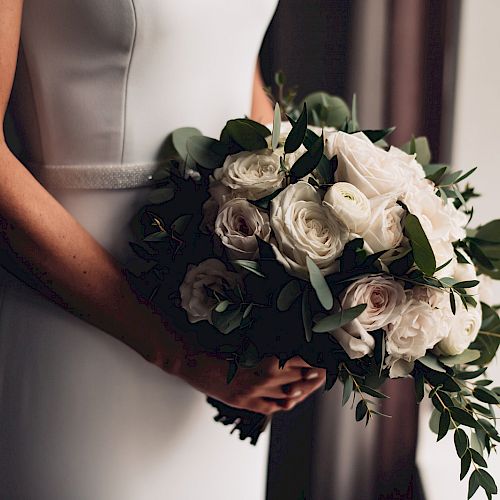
[131,80,499,498]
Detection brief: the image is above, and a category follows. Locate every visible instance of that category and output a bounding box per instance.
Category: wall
[417,1,500,498]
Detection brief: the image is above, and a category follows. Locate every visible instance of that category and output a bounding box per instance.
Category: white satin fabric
[1,1,278,498]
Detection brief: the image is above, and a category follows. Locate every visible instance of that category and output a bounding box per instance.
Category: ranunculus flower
[330,275,406,359]
[323,182,371,234]
[329,132,423,199]
[179,259,242,324]
[437,301,482,356]
[270,181,349,278]
[386,291,449,377]
[360,194,405,253]
[213,149,285,200]
[214,198,271,259]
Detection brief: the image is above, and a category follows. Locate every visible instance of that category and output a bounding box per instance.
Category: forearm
[251,60,274,124]
[0,142,178,367]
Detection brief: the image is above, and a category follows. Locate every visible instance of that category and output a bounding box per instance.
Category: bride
[0,1,325,498]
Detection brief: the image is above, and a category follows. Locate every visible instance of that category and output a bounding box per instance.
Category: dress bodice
[10,0,278,187]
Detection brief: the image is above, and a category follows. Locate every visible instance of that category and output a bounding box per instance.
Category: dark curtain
[260,1,461,499]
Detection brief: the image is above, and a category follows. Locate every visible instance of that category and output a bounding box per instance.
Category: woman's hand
[159,337,326,415]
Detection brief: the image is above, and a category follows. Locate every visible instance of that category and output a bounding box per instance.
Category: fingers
[258,371,326,399]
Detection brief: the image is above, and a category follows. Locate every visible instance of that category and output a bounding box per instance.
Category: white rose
[431,239,457,278]
[330,132,415,199]
[403,182,467,244]
[323,182,371,234]
[213,149,285,200]
[361,194,405,253]
[330,276,406,359]
[270,181,349,278]
[214,198,271,260]
[179,259,242,324]
[201,180,234,233]
[437,301,482,356]
[386,294,448,377]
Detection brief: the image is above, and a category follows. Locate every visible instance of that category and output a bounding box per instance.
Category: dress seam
[120,0,138,163]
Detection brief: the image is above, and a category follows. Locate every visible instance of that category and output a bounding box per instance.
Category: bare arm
[0,7,324,413]
[250,60,274,124]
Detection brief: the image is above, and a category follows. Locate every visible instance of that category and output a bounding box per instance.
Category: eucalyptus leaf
[460,451,472,480]
[312,304,367,333]
[212,306,243,334]
[468,470,480,498]
[302,92,350,128]
[277,280,302,312]
[454,428,469,458]
[290,132,324,181]
[355,400,368,422]
[187,136,228,170]
[148,186,175,204]
[440,349,481,367]
[221,119,269,151]
[143,231,168,242]
[302,287,313,342]
[306,256,333,310]
[232,260,265,278]
[418,355,446,373]
[475,220,500,244]
[172,127,202,159]
[342,376,353,406]
[400,136,431,165]
[473,386,500,404]
[171,214,193,235]
[437,410,451,441]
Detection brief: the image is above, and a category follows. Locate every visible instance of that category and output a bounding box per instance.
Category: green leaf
[473,386,500,404]
[449,407,478,428]
[450,291,457,315]
[355,400,368,422]
[285,103,308,154]
[475,220,500,244]
[187,136,228,170]
[306,256,333,310]
[461,450,472,480]
[302,287,313,342]
[454,280,480,289]
[221,119,269,151]
[438,410,451,441]
[469,303,500,364]
[171,214,192,235]
[171,127,202,158]
[400,136,431,165]
[414,371,425,403]
[426,165,448,184]
[243,303,253,319]
[468,470,480,498]
[418,355,446,373]
[312,304,367,333]
[277,280,302,312]
[455,167,478,184]
[477,469,498,495]
[470,449,487,467]
[454,429,469,458]
[232,260,265,278]
[404,213,436,275]
[272,103,281,150]
[456,367,488,380]
[290,132,324,180]
[250,187,285,210]
[226,360,238,384]
[342,376,353,406]
[361,127,395,144]
[148,186,175,204]
[360,385,389,399]
[440,349,481,367]
[302,92,350,128]
[211,306,243,334]
[429,408,441,434]
[215,300,230,313]
[143,231,168,243]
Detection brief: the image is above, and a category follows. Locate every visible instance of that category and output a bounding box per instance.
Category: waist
[28,160,170,190]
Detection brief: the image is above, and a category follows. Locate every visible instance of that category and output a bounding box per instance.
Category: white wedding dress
[0,1,278,499]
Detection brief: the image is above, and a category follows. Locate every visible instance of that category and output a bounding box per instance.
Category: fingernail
[291,390,303,398]
[306,371,319,380]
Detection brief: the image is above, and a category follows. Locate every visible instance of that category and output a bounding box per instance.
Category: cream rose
[329,132,419,199]
[270,181,349,278]
[201,180,234,233]
[361,194,405,253]
[386,293,449,378]
[323,182,371,234]
[179,259,242,324]
[330,276,406,359]
[214,198,271,260]
[213,149,285,200]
